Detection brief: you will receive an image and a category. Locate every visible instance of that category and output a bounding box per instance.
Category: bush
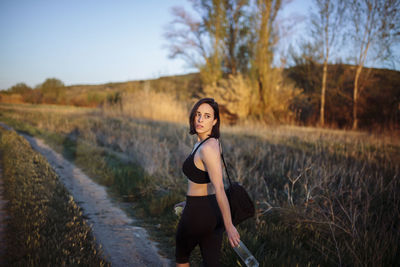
[203,74,252,123]
[39,78,66,104]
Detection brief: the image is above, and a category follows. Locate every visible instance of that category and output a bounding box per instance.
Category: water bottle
[233,241,259,267]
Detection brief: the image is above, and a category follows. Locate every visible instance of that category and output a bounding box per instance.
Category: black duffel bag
[220,141,255,226]
[225,181,255,225]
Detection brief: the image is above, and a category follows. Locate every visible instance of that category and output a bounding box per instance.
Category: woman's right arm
[200,139,240,247]
[174,201,186,209]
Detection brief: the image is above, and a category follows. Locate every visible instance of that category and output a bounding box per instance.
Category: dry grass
[0,93,24,104]
[101,90,189,123]
[1,102,399,266]
[0,127,109,266]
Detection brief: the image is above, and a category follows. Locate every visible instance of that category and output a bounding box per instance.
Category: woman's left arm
[200,139,240,247]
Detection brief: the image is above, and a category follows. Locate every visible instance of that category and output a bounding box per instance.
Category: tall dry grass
[1,102,399,266]
[101,90,189,123]
[219,127,399,266]
[0,127,109,266]
[0,93,24,104]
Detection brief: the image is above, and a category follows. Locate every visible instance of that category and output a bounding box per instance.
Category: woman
[175,98,240,267]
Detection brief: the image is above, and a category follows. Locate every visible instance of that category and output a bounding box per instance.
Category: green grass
[0,127,109,266]
[1,103,399,266]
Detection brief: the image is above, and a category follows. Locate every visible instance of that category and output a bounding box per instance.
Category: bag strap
[191,136,211,155]
[218,139,233,186]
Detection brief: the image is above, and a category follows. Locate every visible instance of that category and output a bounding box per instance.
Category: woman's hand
[174,201,186,216]
[226,224,240,247]
[174,201,186,209]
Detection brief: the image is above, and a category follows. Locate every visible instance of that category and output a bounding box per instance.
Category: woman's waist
[187,182,215,196]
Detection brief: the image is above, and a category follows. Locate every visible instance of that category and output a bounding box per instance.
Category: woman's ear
[213,118,217,126]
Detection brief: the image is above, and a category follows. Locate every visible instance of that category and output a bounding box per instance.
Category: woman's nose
[197,115,203,122]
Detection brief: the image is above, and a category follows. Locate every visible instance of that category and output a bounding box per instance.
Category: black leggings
[175,194,224,266]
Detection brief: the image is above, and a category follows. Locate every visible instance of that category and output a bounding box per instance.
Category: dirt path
[0,123,171,267]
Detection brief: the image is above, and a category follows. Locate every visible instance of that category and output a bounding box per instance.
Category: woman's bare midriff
[187,181,216,196]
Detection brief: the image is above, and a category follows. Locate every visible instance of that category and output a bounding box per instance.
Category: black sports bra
[182,137,212,184]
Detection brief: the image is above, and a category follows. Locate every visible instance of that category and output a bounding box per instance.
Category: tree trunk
[353,64,363,130]
[258,77,265,111]
[320,60,328,126]
[228,24,237,75]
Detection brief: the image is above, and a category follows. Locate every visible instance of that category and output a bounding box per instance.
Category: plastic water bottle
[233,241,259,267]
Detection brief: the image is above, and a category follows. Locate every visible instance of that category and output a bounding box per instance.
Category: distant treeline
[1,64,399,131]
[286,64,400,130]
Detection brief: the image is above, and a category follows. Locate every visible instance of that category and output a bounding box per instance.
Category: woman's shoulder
[206,136,219,145]
[201,137,220,154]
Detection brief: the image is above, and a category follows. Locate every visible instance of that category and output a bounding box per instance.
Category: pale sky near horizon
[0,0,314,90]
[3,0,395,91]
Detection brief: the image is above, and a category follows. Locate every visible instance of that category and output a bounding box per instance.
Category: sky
[0,0,312,90]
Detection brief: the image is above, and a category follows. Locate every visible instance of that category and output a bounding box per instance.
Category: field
[1,102,399,266]
[0,122,109,266]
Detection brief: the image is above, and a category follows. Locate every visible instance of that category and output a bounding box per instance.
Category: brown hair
[189,98,220,138]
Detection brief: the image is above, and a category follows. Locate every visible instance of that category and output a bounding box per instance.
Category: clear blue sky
[0,0,198,90]
[0,0,326,90]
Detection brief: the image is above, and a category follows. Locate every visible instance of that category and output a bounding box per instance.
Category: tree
[8,83,32,94]
[165,0,300,123]
[250,0,283,121]
[165,0,223,85]
[222,0,251,75]
[164,0,250,85]
[347,0,400,129]
[40,78,65,104]
[200,0,226,85]
[287,42,324,124]
[310,0,345,126]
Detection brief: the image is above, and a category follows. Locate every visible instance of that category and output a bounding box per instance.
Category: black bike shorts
[175,194,224,266]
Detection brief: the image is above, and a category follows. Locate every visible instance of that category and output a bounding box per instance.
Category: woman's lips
[196,125,203,128]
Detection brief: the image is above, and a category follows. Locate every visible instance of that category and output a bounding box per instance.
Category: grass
[1,102,399,266]
[0,127,110,266]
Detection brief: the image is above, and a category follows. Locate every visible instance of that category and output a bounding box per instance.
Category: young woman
[175,98,240,267]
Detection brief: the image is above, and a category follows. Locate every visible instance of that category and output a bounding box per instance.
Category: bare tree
[223,0,250,75]
[311,0,346,127]
[347,0,400,129]
[164,4,212,70]
[164,0,249,85]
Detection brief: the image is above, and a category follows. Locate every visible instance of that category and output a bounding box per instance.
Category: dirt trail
[0,123,170,267]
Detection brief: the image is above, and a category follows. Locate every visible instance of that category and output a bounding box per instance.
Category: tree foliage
[40,78,66,104]
[202,73,252,122]
[165,0,302,123]
[165,0,252,85]
[8,83,32,94]
[249,0,284,122]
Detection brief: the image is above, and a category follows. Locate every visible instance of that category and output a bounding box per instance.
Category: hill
[0,65,399,130]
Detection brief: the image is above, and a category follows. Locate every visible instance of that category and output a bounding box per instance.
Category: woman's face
[194,103,217,135]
